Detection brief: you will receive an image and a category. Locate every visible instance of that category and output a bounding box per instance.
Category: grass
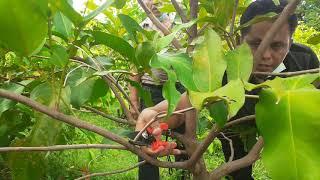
[33,112,269,179]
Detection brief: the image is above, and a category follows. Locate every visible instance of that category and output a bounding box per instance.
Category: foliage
[293,23,320,56]
[0,0,319,179]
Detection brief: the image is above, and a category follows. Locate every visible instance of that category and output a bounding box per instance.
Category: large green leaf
[189,79,245,119]
[256,89,320,180]
[192,29,226,92]
[53,11,73,40]
[118,14,144,43]
[0,0,47,56]
[90,31,136,63]
[226,43,253,82]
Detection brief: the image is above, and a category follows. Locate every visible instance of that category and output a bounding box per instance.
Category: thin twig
[0,144,126,152]
[197,23,209,36]
[75,161,146,180]
[253,68,320,77]
[210,137,264,179]
[69,57,140,119]
[0,89,190,169]
[137,0,182,49]
[82,106,135,125]
[220,132,234,162]
[245,95,259,99]
[102,76,136,123]
[189,0,198,41]
[171,0,189,23]
[0,77,27,87]
[186,115,255,167]
[230,0,239,36]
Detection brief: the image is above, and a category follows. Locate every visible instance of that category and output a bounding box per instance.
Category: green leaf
[236,12,277,32]
[49,45,69,67]
[307,33,320,45]
[53,11,74,40]
[30,83,54,105]
[208,100,228,127]
[118,14,144,43]
[70,77,107,108]
[162,70,181,117]
[126,79,154,107]
[256,88,320,180]
[135,42,156,70]
[0,81,32,116]
[71,78,95,108]
[150,54,182,117]
[50,0,83,26]
[189,79,245,119]
[95,56,114,68]
[0,0,48,56]
[112,0,127,9]
[272,0,280,5]
[90,31,136,63]
[154,20,197,51]
[89,78,109,102]
[192,29,226,92]
[226,43,253,82]
[150,53,197,91]
[83,0,115,25]
[245,74,320,93]
[200,0,234,28]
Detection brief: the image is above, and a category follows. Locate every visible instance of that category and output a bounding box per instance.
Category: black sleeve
[308,48,320,69]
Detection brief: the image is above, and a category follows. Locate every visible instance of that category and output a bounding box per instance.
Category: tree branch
[253,68,320,77]
[137,0,182,49]
[0,144,126,152]
[0,89,190,169]
[220,132,234,162]
[82,106,135,125]
[210,137,264,179]
[254,0,301,70]
[171,0,189,23]
[230,0,239,36]
[75,160,146,180]
[69,57,140,117]
[189,0,198,40]
[186,115,255,167]
[102,76,136,123]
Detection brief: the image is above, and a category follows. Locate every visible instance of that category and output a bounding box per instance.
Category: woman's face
[243,21,291,72]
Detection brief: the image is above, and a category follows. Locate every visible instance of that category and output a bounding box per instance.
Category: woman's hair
[240,0,298,36]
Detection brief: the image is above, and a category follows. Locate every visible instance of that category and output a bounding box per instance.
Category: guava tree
[0,0,319,179]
